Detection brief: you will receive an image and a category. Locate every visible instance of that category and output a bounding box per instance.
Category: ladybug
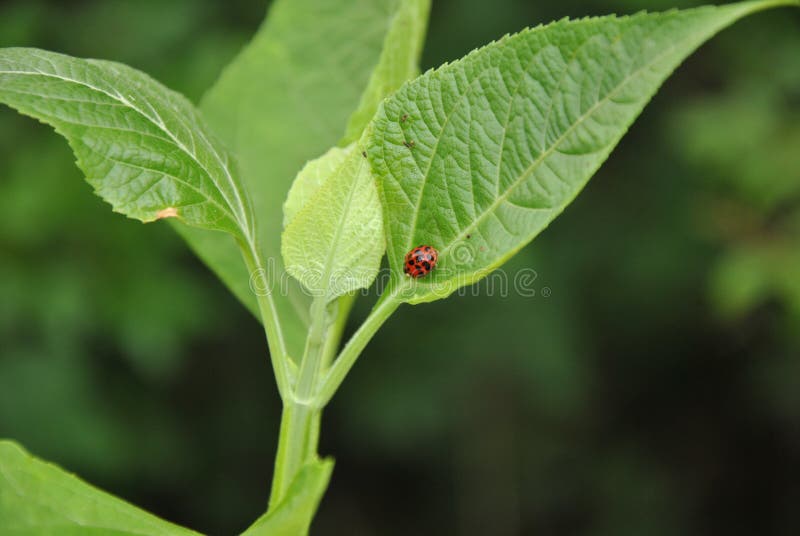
[404,245,438,278]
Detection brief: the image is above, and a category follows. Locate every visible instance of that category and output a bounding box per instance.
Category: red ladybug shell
[404,245,438,278]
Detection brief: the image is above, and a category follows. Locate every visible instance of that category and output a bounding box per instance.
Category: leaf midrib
[319,153,367,299]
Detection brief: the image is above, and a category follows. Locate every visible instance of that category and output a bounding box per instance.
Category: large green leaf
[240,458,333,536]
[342,0,430,143]
[0,440,200,535]
[282,144,384,300]
[366,0,798,304]
[0,48,253,242]
[189,0,430,357]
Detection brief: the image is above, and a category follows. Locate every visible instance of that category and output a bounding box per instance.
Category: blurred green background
[1,0,799,534]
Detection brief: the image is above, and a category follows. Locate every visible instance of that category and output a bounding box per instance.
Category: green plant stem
[316,286,403,407]
[297,297,330,399]
[321,294,356,370]
[269,296,330,506]
[268,401,321,509]
[239,240,291,400]
[245,248,404,508]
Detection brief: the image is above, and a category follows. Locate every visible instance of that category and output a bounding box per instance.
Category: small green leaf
[241,457,333,536]
[0,440,200,535]
[367,0,798,303]
[0,48,253,242]
[282,145,384,301]
[283,146,350,228]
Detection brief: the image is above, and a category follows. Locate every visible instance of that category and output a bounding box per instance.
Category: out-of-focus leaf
[0,440,200,535]
[342,0,431,143]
